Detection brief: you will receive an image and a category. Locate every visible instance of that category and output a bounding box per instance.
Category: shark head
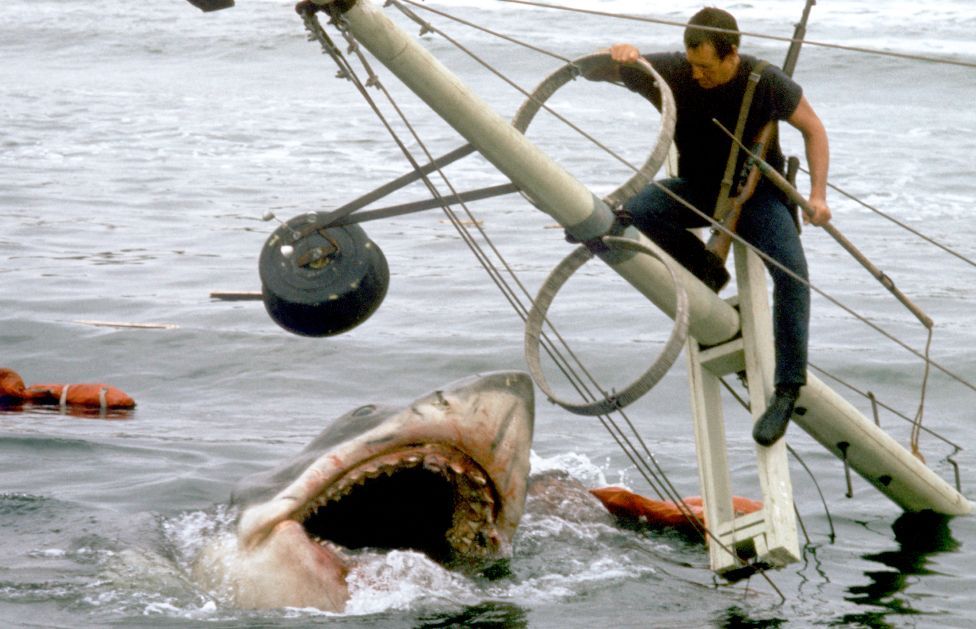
[194,371,534,611]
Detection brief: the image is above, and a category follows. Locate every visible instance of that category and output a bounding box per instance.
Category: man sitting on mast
[587,7,831,446]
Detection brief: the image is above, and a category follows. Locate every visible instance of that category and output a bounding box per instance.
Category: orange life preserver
[26,383,136,410]
[590,486,762,532]
[0,368,135,411]
[0,368,28,403]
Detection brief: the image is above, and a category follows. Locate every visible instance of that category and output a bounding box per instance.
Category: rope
[399,0,574,65]
[911,328,934,461]
[496,0,976,71]
[809,363,961,449]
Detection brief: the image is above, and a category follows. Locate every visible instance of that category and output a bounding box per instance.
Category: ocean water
[1,0,975,626]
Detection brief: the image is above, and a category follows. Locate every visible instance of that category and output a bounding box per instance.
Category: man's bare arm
[787,96,831,225]
[582,43,641,82]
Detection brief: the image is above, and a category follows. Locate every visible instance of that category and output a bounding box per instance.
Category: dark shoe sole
[753,393,796,446]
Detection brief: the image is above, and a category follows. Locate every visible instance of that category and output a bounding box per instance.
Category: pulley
[259,212,389,337]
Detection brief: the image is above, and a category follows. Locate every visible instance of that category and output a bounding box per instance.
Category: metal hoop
[511,52,676,209]
[524,236,690,416]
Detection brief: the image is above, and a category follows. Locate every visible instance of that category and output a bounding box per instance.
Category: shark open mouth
[294,443,502,564]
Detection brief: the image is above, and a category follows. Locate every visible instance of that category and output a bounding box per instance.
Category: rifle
[706,121,775,261]
[782,0,816,77]
[704,0,816,262]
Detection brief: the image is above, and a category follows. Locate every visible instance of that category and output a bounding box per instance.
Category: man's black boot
[752,385,800,446]
[699,250,730,293]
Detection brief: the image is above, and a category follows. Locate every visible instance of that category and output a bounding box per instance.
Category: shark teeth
[297,443,501,560]
[307,533,343,555]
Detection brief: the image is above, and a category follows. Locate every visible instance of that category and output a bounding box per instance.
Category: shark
[192,371,534,612]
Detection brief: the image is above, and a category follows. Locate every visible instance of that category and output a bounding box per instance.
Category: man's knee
[625,178,711,232]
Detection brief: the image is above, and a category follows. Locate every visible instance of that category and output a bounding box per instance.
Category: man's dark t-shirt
[621,52,802,205]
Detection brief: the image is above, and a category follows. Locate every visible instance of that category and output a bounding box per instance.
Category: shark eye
[352,405,376,418]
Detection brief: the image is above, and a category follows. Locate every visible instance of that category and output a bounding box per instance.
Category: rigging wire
[400,0,574,65]
[812,169,976,270]
[808,362,961,450]
[393,0,649,178]
[496,0,976,71]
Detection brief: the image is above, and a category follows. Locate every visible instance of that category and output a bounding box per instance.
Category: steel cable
[496,0,976,71]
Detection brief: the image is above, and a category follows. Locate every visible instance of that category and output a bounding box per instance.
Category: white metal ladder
[686,241,801,576]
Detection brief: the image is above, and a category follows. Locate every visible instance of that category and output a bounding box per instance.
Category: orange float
[590,486,762,532]
[26,383,136,409]
[0,368,135,411]
[0,368,28,404]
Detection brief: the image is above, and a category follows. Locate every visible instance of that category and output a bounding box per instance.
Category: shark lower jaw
[290,442,505,564]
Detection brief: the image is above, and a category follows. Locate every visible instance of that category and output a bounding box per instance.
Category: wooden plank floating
[209,291,263,301]
[73,320,179,330]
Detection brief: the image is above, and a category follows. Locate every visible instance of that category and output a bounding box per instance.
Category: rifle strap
[713,60,769,222]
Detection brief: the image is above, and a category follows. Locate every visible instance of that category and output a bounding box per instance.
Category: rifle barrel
[782,0,816,77]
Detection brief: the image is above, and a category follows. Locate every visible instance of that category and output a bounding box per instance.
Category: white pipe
[795,375,971,514]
